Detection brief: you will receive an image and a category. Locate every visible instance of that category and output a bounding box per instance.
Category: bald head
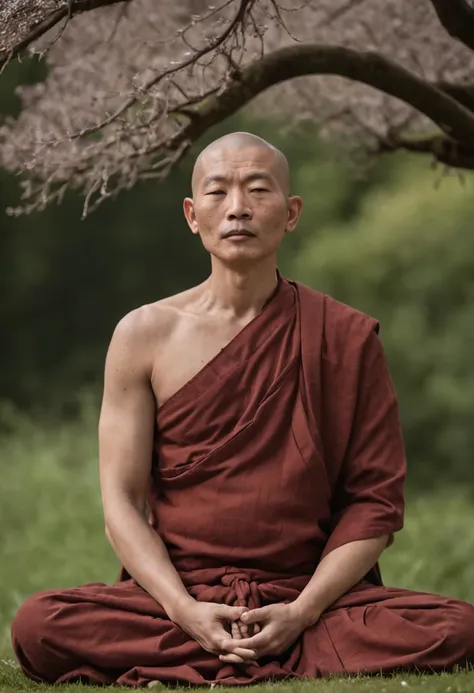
[191,132,290,197]
[183,131,303,253]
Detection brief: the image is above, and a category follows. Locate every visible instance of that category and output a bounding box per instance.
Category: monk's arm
[291,535,388,626]
[293,327,405,625]
[99,312,194,621]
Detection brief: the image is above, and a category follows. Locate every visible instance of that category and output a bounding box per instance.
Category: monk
[11,132,474,687]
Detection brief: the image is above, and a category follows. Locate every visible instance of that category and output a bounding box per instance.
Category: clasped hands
[220,602,309,665]
[176,600,311,665]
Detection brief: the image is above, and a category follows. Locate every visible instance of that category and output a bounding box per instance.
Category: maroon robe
[11,276,474,686]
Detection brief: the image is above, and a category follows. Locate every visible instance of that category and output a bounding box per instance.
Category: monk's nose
[225,192,252,221]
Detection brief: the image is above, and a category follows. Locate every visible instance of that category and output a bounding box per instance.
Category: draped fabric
[11,275,474,686]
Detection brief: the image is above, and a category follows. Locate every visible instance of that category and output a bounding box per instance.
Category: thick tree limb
[13,41,474,216]
[180,43,474,144]
[0,0,129,70]
[438,82,474,114]
[7,39,474,215]
[380,132,474,170]
[134,43,474,190]
[428,0,474,51]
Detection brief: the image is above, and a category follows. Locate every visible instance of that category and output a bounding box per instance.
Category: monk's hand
[229,609,261,641]
[174,601,257,664]
[219,603,306,662]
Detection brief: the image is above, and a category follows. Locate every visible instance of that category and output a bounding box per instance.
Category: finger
[239,620,249,637]
[231,621,242,639]
[220,641,257,658]
[240,607,269,625]
[224,632,267,651]
[219,653,245,664]
[219,653,256,665]
[243,621,257,637]
[218,605,248,621]
[230,646,257,659]
[219,646,257,662]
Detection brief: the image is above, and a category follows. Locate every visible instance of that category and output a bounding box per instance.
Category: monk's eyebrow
[244,172,275,185]
[203,172,275,186]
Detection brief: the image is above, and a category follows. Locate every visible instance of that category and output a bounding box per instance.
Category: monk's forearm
[105,501,194,621]
[292,535,389,626]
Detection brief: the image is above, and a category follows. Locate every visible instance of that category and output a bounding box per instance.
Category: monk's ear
[285,195,303,234]
[183,197,199,235]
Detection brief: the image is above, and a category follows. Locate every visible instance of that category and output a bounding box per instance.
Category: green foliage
[0,110,358,412]
[0,57,47,120]
[290,156,474,487]
[0,406,473,693]
[2,53,474,693]
[0,398,119,653]
[1,667,474,693]
[3,59,474,487]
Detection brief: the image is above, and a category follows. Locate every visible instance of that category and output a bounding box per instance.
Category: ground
[1,408,473,692]
[2,664,474,693]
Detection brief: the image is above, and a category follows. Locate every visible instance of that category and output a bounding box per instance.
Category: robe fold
[11,275,474,686]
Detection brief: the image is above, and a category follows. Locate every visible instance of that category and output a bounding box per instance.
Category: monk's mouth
[223,230,256,238]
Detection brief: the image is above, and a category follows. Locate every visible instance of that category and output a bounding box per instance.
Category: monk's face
[183,144,302,266]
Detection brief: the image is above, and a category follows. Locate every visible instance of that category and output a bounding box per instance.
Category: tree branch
[438,81,474,114]
[137,43,474,190]
[428,0,474,52]
[184,43,474,143]
[380,132,474,170]
[0,0,129,70]
[9,42,474,216]
[64,0,252,139]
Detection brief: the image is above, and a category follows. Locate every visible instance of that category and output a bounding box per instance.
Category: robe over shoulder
[17,276,470,690]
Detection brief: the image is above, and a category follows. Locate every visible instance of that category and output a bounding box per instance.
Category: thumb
[218,605,248,621]
[240,606,269,624]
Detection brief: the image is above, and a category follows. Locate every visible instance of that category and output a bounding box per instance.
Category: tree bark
[184,44,474,144]
[0,0,128,68]
[428,0,474,51]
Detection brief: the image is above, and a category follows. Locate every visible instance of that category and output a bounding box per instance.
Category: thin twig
[316,0,368,29]
[64,0,253,140]
[0,0,128,70]
[106,0,132,43]
[268,0,303,42]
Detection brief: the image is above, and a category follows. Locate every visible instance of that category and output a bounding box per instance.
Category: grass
[1,401,474,691]
[1,668,474,693]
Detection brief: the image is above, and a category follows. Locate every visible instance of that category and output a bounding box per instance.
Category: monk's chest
[152,318,249,409]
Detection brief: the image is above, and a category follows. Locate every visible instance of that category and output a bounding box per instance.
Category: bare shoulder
[107,287,198,374]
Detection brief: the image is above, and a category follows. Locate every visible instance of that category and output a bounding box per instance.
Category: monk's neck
[202,262,278,320]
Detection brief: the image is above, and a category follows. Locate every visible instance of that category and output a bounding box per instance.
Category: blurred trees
[291,156,474,487]
[0,59,367,410]
[2,59,474,488]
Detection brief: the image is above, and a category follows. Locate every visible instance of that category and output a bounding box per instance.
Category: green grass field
[1,404,473,692]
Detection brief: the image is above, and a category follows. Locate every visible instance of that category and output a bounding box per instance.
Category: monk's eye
[251,188,268,193]
[207,190,225,195]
